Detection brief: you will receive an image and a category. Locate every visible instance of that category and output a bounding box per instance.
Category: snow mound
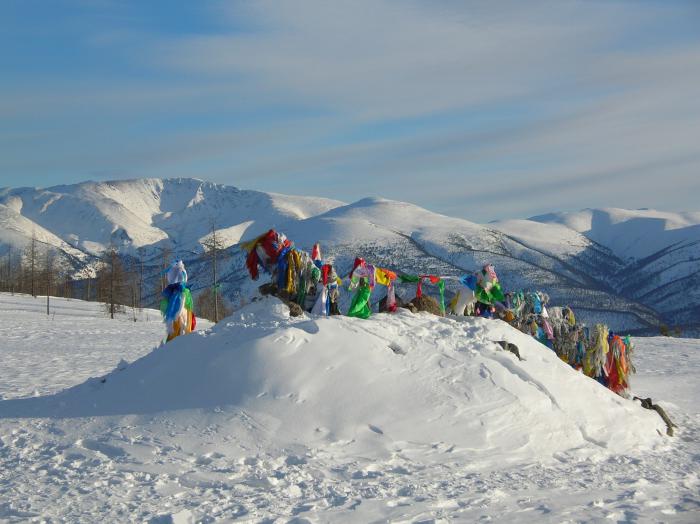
[0,298,664,467]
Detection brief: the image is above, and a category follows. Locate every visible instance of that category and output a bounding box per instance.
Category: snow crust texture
[2,294,697,522]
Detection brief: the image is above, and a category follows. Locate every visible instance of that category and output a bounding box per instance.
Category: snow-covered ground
[0,294,167,399]
[0,293,698,522]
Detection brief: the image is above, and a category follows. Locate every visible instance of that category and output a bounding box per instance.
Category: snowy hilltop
[3,293,695,522]
[1,177,699,332]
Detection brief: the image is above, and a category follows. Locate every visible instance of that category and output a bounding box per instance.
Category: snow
[530,207,700,261]
[1,293,698,522]
[633,336,700,416]
[0,203,88,263]
[3,177,699,331]
[492,218,599,260]
[0,178,344,256]
[280,198,665,331]
[0,293,212,399]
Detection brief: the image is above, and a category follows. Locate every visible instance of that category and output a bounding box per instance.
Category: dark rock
[258,283,278,296]
[496,340,522,361]
[287,302,304,317]
[401,303,418,314]
[409,295,443,316]
[258,282,303,317]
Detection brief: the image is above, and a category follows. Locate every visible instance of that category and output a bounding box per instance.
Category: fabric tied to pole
[367,264,376,289]
[386,283,397,312]
[459,274,477,290]
[542,317,554,340]
[162,282,185,322]
[311,285,329,316]
[347,279,372,319]
[277,245,292,290]
[311,242,321,262]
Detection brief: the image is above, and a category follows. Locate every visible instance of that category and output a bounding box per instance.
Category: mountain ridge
[1,177,697,331]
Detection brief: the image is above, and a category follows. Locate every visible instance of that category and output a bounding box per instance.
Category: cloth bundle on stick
[606,334,634,395]
[241,229,292,281]
[475,264,505,305]
[584,324,611,385]
[347,258,397,317]
[160,260,195,342]
[447,274,477,315]
[242,232,341,316]
[347,277,372,319]
[311,261,341,317]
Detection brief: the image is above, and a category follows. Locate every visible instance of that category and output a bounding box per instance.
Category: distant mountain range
[1,178,698,332]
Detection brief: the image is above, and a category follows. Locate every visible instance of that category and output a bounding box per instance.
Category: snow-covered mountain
[0,178,342,256]
[523,208,700,328]
[0,178,697,331]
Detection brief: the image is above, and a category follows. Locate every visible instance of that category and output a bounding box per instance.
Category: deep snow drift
[3,294,695,522]
[2,297,665,462]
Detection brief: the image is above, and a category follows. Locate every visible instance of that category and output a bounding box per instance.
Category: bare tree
[109,248,117,319]
[26,231,38,297]
[128,255,142,322]
[160,246,173,292]
[97,246,130,319]
[200,223,230,322]
[40,246,67,315]
[195,288,232,323]
[1,247,16,294]
[81,266,93,302]
[131,280,138,322]
[45,246,54,315]
[137,247,145,309]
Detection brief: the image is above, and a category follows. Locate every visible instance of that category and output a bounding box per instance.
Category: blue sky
[1,0,699,221]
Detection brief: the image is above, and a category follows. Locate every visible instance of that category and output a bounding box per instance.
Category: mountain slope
[0,178,344,256]
[263,198,660,330]
[530,208,700,261]
[526,208,700,327]
[0,202,90,269]
[0,179,695,330]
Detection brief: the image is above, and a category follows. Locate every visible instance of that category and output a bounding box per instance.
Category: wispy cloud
[0,0,698,220]
[155,1,637,118]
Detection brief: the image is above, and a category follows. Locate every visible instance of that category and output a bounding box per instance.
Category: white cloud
[153,1,674,118]
[1,0,698,220]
